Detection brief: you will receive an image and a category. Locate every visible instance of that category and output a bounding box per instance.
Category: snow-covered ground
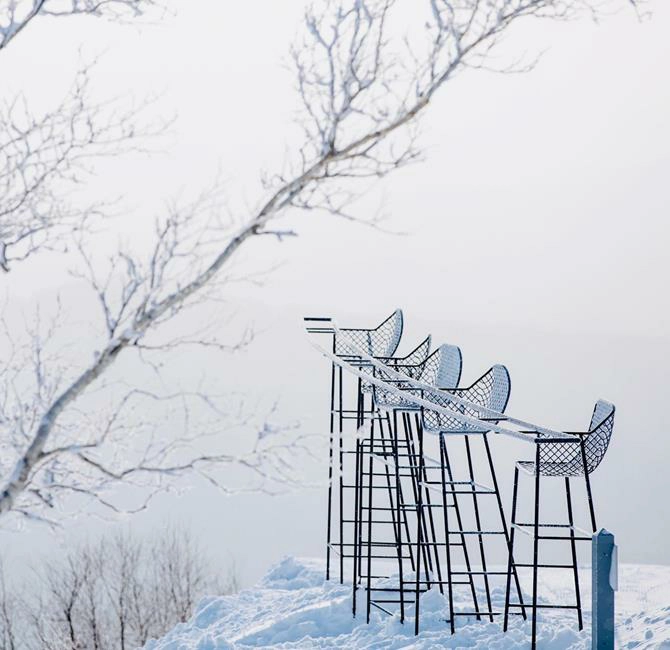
[147,557,670,649]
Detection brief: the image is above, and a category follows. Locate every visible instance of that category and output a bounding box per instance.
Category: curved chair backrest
[421,364,511,433]
[452,364,511,414]
[334,309,403,357]
[363,335,431,395]
[385,334,432,381]
[537,399,615,476]
[583,400,615,475]
[372,341,460,410]
[421,344,463,389]
[390,335,432,366]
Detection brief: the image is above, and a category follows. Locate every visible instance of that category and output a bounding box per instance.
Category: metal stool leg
[565,477,583,630]
[352,437,362,616]
[338,365,345,583]
[395,415,416,571]
[326,360,336,581]
[439,433,456,635]
[442,435,481,622]
[413,423,425,635]
[378,417,402,570]
[483,435,525,622]
[464,436,494,622]
[393,426,406,624]
[503,465,521,631]
[377,414,407,622]
[386,411,415,572]
[580,441,597,532]
[365,418,375,624]
[415,413,444,595]
[402,413,432,584]
[531,445,541,649]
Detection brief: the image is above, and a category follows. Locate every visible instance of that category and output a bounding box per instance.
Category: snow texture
[146,557,670,649]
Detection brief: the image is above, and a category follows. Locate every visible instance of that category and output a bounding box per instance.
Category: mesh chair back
[361,334,432,393]
[534,400,615,477]
[421,344,463,389]
[421,365,511,433]
[388,335,432,371]
[372,343,461,410]
[334,309,403,356]
[361,335,431,394]
[583,400,615,474]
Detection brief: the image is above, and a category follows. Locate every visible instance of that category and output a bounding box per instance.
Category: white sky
[1,0,669,587]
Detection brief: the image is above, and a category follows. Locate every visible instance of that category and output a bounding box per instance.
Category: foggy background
[1,0,668,589]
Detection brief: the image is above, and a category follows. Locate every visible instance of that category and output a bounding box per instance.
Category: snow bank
[146,557,670,649]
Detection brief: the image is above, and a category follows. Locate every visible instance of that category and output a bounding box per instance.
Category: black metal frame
[503,401,616,649]
[352,350,460,629]
[305,311,406,583]
[306,315,615,647]
[352,364,528,635]
[412,366,526,634]
[353,409,427,625]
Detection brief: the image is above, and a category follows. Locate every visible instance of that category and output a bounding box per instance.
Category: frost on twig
[0,303,317,525]
[0,60,165,270]
[0,0,644,524]
[0,0,160,51]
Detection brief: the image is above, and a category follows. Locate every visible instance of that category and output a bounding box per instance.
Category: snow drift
[146,556,670,649]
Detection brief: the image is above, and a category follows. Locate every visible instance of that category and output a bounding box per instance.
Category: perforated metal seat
[517,400,615,477]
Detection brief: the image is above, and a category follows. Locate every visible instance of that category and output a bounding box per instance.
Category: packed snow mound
[146,557,670,649]
[260,556,323,591]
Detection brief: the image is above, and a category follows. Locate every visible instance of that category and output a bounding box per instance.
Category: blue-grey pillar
[592,528,617,649]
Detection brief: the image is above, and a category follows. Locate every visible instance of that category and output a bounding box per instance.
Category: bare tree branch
[0,524,234,649]
[0,0,159,51]
[0,0,645,523]
[0,59,165,270]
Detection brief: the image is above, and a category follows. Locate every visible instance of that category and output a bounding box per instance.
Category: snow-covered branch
[0,0,165,270]
[0,0,158,51]
[0,313,311,519]
[0,61,163,270]
[0,0,644,524]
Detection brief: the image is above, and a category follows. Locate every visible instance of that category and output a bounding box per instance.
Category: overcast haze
[1,1,669,587]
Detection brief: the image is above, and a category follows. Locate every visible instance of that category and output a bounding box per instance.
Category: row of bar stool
[305,309,615,649]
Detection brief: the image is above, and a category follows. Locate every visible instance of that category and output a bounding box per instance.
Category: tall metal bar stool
[324,310,404,582]
[418,365,525,634]
[347,334,434,616]
[503,400,616,648]
[354,344,462,625]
